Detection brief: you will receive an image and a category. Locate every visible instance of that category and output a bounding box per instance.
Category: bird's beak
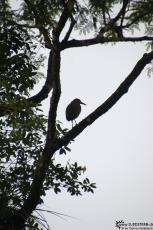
[80,101,86,105]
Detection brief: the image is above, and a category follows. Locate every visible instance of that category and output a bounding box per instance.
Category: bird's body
[66,98,86,127]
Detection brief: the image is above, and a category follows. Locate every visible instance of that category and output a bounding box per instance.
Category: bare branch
[28,51,53,104]
[114,0,130,23]
[61,36,153,50]
[62,18,76,43]
[120,0,130,26]
[53,0,75,39]
[53,50,153,151]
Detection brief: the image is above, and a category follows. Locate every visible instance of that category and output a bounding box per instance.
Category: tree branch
[20,48,61,223]
[62,17,76,43]
[53,50,153,151]
[27,0,75,104]
[28,51,53,104]
[60,36,153,50]
[120,0,130,26]
[114,0,130,23]
[53,0,75,40]
[97,0,129,37]
[0,35,153,117]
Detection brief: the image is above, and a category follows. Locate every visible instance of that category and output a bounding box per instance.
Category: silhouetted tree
[1,0,153,229]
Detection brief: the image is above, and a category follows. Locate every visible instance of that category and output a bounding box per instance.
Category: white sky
[40,42,153,230]
[9,1,153,229]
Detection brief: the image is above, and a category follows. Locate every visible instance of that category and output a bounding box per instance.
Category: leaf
[90,183,96,188]
[64,146,71,152]
[59,148,66,155]
[54,187,61,194]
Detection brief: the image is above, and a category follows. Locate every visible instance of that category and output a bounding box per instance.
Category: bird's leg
[74,120,77,126]
[71,120,73,128]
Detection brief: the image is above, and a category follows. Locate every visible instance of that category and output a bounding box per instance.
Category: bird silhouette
[66,98,86,127]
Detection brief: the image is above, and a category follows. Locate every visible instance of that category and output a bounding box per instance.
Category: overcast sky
[10,1,153,229]
[39,42,153,230]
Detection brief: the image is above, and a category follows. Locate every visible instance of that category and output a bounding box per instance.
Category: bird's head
[74,98,86,106]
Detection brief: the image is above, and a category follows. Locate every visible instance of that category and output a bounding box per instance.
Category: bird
[66,98,86,127]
